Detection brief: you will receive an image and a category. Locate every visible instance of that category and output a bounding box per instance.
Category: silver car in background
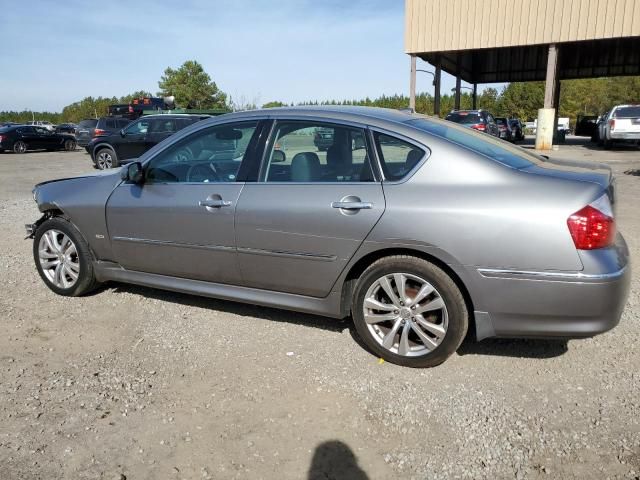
[27,107,630,367]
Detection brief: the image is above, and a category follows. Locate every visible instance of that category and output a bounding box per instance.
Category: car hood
[34,168,122,189]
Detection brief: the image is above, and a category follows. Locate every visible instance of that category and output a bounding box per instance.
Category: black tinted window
[374,133,425,181]
[613,106,640,118]
[79,119,98,128]
[446,112,483,124]
[106,119,115,129]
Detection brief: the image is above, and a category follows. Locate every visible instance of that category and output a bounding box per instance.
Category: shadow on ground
[458,337,569,359]
[106,282,349,334]
[308,441,369,480]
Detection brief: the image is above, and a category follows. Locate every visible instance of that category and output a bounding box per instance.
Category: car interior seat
[291,152,322,182]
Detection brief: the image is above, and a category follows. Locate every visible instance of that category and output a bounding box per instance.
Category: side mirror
[120,161,144,183]
[271,149,286,163]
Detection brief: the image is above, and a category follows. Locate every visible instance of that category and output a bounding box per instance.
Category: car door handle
[331,201,373,210]
[199,199,232,208]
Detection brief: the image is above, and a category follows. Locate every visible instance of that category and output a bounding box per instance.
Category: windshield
[406,116,546,169]
[445,112,483,124]
[613,106,640,118]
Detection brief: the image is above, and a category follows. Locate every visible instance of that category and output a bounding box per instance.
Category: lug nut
[394,310,399,314]
[411,306,416,310]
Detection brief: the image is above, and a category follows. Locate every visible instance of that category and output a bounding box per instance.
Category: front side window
[374,133,425,181]
[124,119,150,135]
[262,121,374,183]
[145,121,259,183]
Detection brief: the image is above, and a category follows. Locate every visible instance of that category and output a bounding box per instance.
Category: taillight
[567,196,615,249]
[609,119,615,130]
[470,123,485,131]
[0,135,4,142]
[93,128,107,137]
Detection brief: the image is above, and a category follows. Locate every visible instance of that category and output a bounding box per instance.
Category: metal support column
[409,55,416,111]
[472,84,477,110]
[434,56,442,116]
[454,76,461,110]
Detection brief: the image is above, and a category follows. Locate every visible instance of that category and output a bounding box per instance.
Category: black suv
[87,114,209,169]
[445,110,500,137]
[76,117,132,147]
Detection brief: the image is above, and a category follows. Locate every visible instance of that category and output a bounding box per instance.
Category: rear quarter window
[406,117,543,169]
[374,132,426,181]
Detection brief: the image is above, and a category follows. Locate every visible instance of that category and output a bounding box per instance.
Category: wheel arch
[92,143,116,160]
[340,247,477,337]
[34,208,98,261]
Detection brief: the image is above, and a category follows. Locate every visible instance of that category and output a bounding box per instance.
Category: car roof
[139,114,211,119]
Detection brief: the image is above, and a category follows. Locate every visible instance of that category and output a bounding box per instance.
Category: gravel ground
[1,142,639,480]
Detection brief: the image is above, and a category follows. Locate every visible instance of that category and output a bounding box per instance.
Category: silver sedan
[27,107,630,367]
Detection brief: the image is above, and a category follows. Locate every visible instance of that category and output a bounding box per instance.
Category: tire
[95,148,118,169]
[64,139,76,151]
[13,140,27,154]
[351,255,468,368]
[33,217,98,297]
[603,137,613,149]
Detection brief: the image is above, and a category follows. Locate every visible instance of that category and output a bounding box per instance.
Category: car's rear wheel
[33,217,98,296]
[352,256,468,368]
[64,139,76,151]
[13,141,27,154]
[96,148,117,169]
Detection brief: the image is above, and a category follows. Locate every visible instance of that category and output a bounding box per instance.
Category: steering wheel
[173,146,194,163]
[186,162,221,183]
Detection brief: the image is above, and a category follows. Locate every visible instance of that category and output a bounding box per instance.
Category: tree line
[1,59,638,126]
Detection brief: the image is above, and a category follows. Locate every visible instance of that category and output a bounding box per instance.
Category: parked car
[494,117,514,141]
[55,123,77,135]
[75,117,131,147]
[26,106,630,368]
[592,111,609,143]
[597,105,640,149]
[508,118,525,141]
[445,110,500,137]
[87,114,209,169]
[575,115,598,138]
[313,127,334,151]
[27,120,55,131]
[0,125,76,153]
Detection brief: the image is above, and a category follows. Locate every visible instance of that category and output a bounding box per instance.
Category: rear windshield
[613,106,640,118]
[495,118,507,125]
[78,119,98,128]
[406,117,545,170]
[445,112,483,124]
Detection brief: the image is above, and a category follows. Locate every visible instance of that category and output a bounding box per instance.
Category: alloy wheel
[14,141,27,153]
[38,229,80,289]
[97,151,113,169]
[363,273,448,357]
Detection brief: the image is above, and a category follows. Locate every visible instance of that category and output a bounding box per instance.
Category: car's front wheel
[33,217,98,296]
[95,148,117,169]
[352,256,468,368]
[64,139,76,151]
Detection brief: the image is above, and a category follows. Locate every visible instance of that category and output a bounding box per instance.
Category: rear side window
[406,117,543,169]
[373,133,425,181]
[106,119,116,129]
[117,119,131,128]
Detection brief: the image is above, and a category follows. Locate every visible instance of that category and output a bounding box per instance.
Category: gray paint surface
[31,106,631,340]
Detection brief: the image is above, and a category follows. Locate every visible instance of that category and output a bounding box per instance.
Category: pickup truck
[598,104,640,149]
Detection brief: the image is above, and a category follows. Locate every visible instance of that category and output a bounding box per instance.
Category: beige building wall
[405,0,640,53]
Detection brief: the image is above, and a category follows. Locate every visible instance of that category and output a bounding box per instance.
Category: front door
[106,120,262,284]
[235,120,385,298]
[116,118,149,160]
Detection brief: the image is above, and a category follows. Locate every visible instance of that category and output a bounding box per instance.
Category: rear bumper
[469,235,631,339]
[609,131,640,141]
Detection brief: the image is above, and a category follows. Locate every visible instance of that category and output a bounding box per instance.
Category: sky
[0,0,477,112]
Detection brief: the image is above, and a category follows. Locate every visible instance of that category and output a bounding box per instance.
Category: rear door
[235,119,385,297]
[144,118,177,152]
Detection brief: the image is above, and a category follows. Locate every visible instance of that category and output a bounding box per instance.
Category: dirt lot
[1,141,639,480]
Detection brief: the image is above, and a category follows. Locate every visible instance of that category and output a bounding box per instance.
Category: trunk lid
[520,157,616,210]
